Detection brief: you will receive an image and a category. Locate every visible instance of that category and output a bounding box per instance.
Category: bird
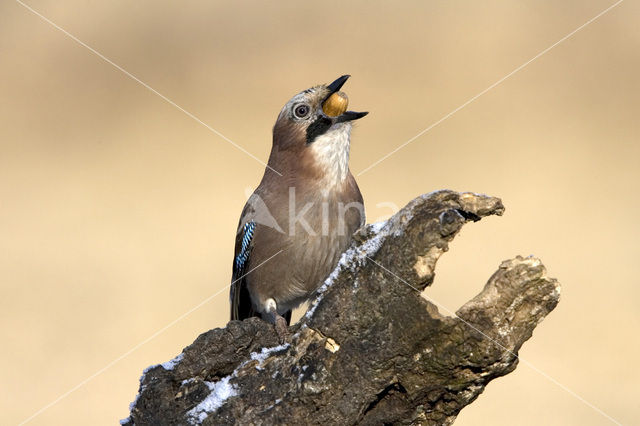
[229,75,368,342]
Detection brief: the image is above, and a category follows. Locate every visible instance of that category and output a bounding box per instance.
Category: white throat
[310,123,352,188]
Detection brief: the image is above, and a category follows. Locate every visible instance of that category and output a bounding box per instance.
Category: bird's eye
[293,104,310,119]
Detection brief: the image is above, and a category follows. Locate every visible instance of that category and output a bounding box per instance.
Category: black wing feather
[230,220,258,321]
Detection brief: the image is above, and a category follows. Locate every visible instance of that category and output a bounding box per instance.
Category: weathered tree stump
[122,190,560,425]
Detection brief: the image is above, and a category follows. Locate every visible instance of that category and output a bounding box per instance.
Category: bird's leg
[274,315,288,345]
[264,298,289,344]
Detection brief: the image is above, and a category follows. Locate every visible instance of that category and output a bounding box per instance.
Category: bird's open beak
[325,74,350,95]
[323,75,368,123]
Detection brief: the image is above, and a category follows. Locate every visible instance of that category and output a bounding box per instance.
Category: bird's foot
[264,298,289,344]
[274,314,289,344]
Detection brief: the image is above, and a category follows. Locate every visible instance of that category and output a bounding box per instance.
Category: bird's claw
[275,314,289,344]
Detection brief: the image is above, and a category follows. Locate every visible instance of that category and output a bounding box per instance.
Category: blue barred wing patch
[235,221,256,271]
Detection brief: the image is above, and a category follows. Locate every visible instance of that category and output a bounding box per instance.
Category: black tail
[282,310,292,326]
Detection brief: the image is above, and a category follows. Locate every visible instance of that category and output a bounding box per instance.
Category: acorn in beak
[322,75,368,123]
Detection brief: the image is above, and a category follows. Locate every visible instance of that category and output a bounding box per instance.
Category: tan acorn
[322,91,349,117]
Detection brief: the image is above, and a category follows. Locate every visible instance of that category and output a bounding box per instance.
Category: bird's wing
[230,219,258,321]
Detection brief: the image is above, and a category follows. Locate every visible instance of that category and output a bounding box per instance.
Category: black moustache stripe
[306,116,332,144]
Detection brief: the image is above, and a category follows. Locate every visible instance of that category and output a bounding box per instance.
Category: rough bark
[122,190,561,425]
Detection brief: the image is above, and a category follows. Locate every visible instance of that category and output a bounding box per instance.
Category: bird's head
[270,75,367,185]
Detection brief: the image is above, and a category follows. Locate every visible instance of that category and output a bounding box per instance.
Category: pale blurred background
[1,0,638,424]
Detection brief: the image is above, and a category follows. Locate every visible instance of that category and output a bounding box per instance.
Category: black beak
[335,111,369,123]
[323,74,368,122]
[325,74,350,96]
